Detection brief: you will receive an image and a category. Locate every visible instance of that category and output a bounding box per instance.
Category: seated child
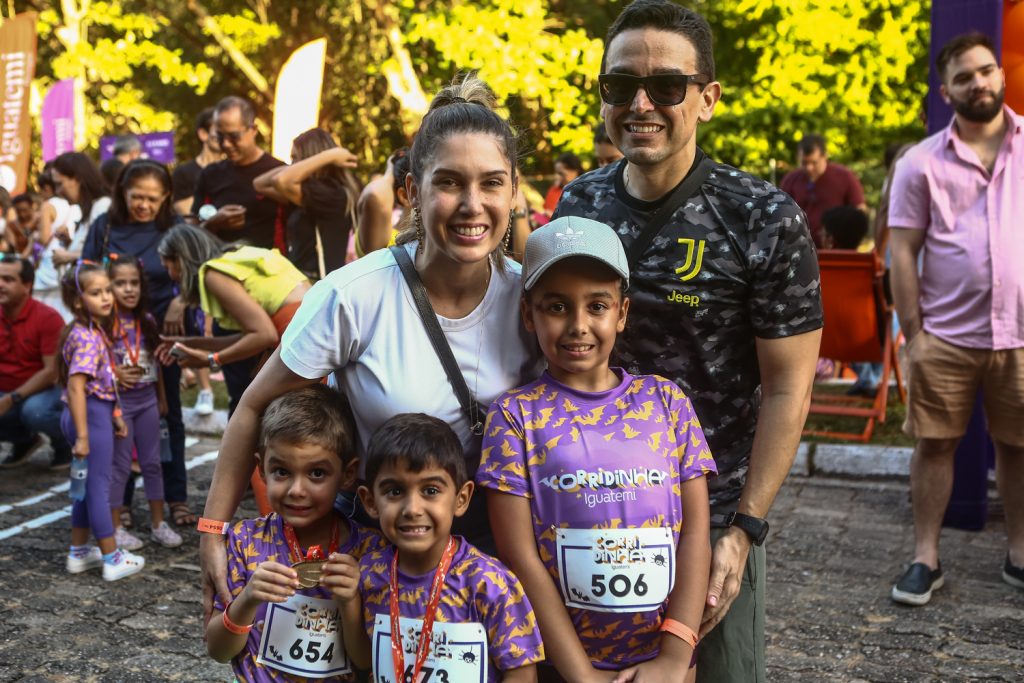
[476,217,717,681]
[328,413,544,682]
[206,384,387,682]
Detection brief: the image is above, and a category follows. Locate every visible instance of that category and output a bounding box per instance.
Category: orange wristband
[660,618,698,649]
[222,603,253,635]
[197,517,228,535]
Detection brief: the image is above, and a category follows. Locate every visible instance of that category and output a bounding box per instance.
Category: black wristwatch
[9,392,23,405]
[726,512,769,546]
[207,353,222,372]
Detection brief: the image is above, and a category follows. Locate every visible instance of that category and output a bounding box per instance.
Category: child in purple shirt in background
[329,413,544,683]
[59,260,139,582]
[206,385,388,682]
[477,217,717,682]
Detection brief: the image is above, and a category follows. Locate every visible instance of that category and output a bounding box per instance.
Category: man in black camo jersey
[554,2,823,680]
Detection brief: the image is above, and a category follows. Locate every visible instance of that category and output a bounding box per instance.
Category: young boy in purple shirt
[477,217,717,681]
[328,413,544,683]
[206,384,387,682]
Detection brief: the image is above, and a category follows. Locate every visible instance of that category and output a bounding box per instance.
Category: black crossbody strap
[626,154,715,269]
[390,245,486,435]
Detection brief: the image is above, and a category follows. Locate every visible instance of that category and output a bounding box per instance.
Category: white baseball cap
[522,216,629,291]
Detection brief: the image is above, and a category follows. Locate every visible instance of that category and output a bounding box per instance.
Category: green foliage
[20,0,930,193]
[699,0,930,178]
[34,1,214,150]
[407,0,604,157]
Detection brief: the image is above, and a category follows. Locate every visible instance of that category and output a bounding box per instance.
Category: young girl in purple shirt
[59,260,144,581]
[105,254,182,551]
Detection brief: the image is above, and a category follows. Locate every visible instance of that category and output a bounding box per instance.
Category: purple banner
[41,78,75,162]
[99,131,175,165]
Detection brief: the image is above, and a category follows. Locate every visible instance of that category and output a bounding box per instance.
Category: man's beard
[952,85,1005,123]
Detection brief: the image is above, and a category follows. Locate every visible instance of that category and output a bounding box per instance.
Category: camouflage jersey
[553,153,823,518]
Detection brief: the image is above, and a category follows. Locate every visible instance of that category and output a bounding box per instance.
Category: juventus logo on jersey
[675,238,706,282]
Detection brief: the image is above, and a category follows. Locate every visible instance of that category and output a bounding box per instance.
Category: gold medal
[292,560,324,589]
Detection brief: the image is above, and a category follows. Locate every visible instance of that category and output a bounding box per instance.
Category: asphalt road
[0,437,1021,682]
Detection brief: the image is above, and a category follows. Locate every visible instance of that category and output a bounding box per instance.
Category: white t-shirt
[280,242,542,461]
[34,196,109,290]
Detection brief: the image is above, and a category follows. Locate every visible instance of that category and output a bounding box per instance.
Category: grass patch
[802,383,914,447]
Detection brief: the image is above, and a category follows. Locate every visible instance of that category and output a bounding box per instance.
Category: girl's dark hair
[106,254,161,352]
[157,223,227,306]
[52,152,109,221]
[396,74,519,268]
[365,413,467,489]
[390,147,411,196]
[57,261,112,386]
[291,128,362,227]
[107,159,176,229]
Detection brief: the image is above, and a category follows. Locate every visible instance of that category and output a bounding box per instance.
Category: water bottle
[159,419,172,463]
[69,458,88,501]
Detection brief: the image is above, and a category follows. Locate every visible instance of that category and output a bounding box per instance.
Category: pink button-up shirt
[888,106,1024,350]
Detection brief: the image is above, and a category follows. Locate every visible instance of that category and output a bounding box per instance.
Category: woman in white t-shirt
[198,75,542,617]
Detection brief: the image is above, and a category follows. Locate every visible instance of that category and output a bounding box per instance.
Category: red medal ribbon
[390,537,458,683]
[282,517,340,564]
[96,327,124,389]
[114,314,141,367]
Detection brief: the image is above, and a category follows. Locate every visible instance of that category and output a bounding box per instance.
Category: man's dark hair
[798,134,827,157]
[196,107,215,133]
[215,96,256,127]
[555,152,584,174]
[365,413,466,488]
[113,134,142,157]
[12,192,37,206]
[0,253,34,284]
[604,0,715,81]
[100,158,125,188]
[936,32,997,81]
[593,122,612,145]
[822,206,869,250]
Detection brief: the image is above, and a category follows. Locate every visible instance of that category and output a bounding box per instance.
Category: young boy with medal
[206,385,387,681]
[327,413,545,682]
[476,217,717,682]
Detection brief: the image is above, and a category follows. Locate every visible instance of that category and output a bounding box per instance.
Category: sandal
[119,508,134,530]
[169,501,197,527]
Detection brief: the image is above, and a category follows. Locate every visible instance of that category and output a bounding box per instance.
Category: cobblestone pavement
[0,437,1021,682]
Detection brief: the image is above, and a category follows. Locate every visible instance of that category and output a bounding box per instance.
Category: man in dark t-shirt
[554,3,822,681]
[780,133,867,247]
[192,96,286,250]
[172,107,222,218]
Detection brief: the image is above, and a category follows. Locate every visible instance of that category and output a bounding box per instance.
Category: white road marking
[0,436,202,516]
[0,449,219,541]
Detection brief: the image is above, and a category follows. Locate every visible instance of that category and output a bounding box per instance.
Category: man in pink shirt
[888,32,1024,606]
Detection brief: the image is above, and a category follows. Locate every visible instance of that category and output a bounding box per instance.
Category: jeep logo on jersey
[675,238,705,282]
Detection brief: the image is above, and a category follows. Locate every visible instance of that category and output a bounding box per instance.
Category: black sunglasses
[598,73,709,107]
[212,127,253,144]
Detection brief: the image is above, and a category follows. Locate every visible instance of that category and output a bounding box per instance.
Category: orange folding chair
[803,250,906,442]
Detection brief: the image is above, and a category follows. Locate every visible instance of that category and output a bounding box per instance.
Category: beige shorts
[903,331,1024,446]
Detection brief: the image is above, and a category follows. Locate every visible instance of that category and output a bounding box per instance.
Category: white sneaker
[194,389,215,416]
[151,521,183,548]
[66,546,103,574]
[103,549,146,581]
[115,526,145,550]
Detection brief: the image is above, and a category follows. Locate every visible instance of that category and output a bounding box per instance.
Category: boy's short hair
[822,206,869,250]
[260,385,357,466]
[365,413,466,488]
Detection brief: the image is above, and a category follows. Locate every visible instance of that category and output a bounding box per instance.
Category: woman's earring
[504,211,514,254]
[414,207,424,256]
